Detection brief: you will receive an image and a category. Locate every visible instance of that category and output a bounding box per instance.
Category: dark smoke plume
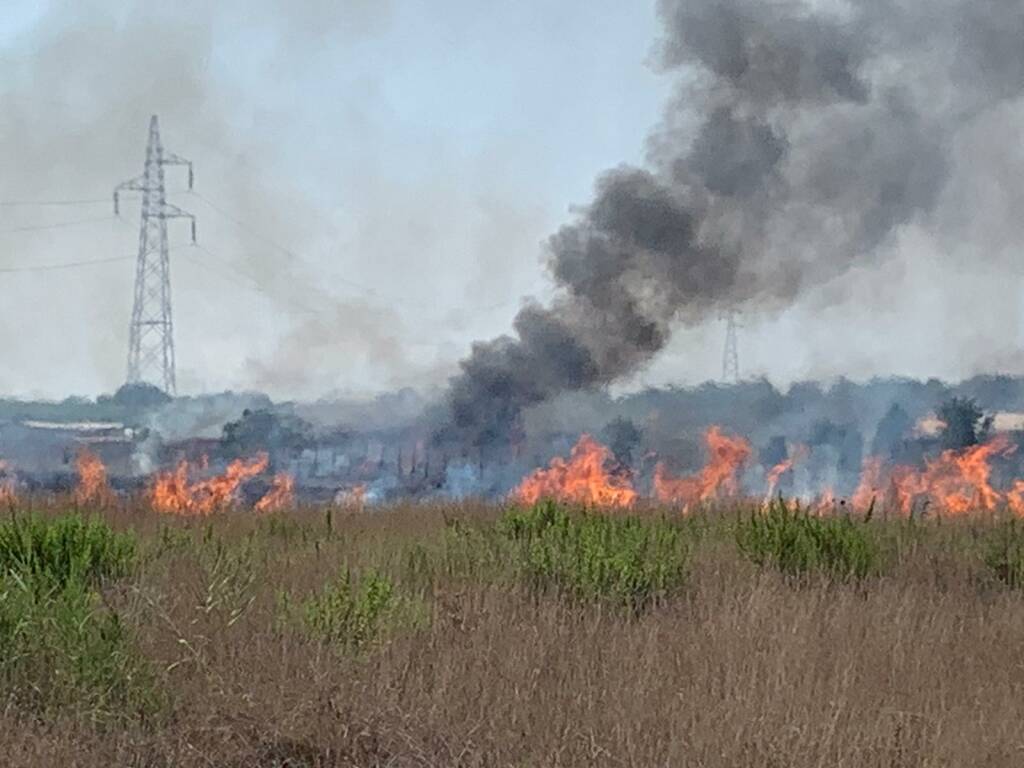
[445,0,1024,446]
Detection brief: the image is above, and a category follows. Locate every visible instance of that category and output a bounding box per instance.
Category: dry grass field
[1,498,1024,767]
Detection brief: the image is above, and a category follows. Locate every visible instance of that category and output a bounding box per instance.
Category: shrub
[0,513,136,589]
[0,573,159,721]
[499,501,688,609]
[300,570,424,652]
[0,515,154,721]
[736,501,877,581]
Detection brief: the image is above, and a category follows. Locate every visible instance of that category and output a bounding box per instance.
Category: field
[3,499,1024,767]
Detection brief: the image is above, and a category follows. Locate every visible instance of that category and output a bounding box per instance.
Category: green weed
[299,569,426,652]
[0,512,135,589]
[0,514,155,721]
[736,500,877,581]
[499,501,689,609]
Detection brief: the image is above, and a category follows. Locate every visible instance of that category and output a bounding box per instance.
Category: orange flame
[514,434,637,508]
[255,473,295,513]
[852,439,1016,516]
[0,460,16,504]
[1006,480,1024,517]
[74,449,113,506]
[919,437,1013,515]
[814,486,837,516]
[654,426,751,508]
[851,456,885,511]
[763,444,809,499]
[336,483,368,508]
[150,453,269,515]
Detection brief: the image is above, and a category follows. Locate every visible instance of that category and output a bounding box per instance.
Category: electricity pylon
[114,115,195,395]
[722,308,740,384]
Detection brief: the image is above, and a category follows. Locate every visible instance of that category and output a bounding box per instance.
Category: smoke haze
[446,0,1024,445]
[2,0,660,399]
[1,1,1024,410]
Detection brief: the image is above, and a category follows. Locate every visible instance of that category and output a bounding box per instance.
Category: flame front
[654,426,751,508]
[255,473,295,513]
[918,437,1013,515]
[851,438,1016,516]
[74,449,113,506]
[514,434,637,508]
[150,453,269,515]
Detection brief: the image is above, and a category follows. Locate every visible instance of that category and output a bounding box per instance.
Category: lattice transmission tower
[722,308,740,384]
[114,115,195,395]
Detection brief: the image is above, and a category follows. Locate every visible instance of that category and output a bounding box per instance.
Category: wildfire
[764,444,809,499]
[255,473,295,513]
[653,426,751,509]
[335,483,368,508]
[814,486,837,516]
[150,453,269,515]
[918,437,1013,515]
[851,456,885,511]
[513,434,638,508]
[850,438,1017,516]
[1007,480,1024,517]
[0,460,16,504]
[74,449,113,506]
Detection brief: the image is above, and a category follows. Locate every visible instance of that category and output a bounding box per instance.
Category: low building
[0,420,138,477]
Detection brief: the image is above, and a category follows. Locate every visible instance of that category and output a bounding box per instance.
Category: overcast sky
[1,0,1022,401]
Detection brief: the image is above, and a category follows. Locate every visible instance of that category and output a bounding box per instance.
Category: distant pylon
[114,115,195,395]
[722,309,740,384]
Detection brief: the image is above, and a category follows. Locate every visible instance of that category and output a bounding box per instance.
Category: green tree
[937,397,991,451]
[220,408,313,458]
[111,382,172,409]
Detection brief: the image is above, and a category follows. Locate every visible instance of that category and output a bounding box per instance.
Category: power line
[188,242,316,316]
[187,189,525,314]
[0,186,523,317]
[0,189,183,208]
[0,255,133,274]
[0,197,110,207]
[0,215,116,234]
[188,189,393,299]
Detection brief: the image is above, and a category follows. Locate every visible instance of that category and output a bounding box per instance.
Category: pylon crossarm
[161,152,194,189]
[158,203,197,243]
[113,175,149,215]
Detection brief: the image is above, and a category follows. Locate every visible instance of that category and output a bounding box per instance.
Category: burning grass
[514,434,638,507]
[4,498,1024,765]
[150,453,270,515]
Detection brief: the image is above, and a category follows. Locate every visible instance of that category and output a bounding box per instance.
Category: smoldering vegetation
[437,373,1024,501]
[8,373,1024,505]
[445,0,1024,446]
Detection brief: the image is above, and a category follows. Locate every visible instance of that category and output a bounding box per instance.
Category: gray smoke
[445,0,1024,446]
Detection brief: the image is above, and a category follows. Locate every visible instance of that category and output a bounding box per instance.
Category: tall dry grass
[0,500,1023,766]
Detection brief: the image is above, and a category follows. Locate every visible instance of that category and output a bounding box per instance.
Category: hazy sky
[1,0,1023,401]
